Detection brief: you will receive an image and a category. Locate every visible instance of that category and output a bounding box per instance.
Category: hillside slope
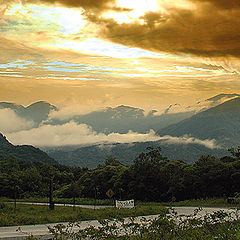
[0,133,57,164]
[159,97,240,147]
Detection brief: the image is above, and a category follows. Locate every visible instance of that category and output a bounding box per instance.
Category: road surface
[13,201,112,209]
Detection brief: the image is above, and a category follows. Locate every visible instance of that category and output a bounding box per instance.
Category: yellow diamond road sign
[106,188,114,198]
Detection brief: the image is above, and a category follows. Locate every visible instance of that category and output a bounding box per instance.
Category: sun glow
[6,3,86,34]
[117,0,159,14]
[50,38,166,58]
[156,0,196,11]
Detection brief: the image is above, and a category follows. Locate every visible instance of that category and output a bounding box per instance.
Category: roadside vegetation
[0,202,167,227]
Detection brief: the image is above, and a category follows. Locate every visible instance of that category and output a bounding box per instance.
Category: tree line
[1,147,240,202]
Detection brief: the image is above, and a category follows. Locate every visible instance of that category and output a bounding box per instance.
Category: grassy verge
[0,202,167,227]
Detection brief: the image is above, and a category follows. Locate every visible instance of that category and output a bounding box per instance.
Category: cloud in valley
[160,135,219,149]
[6,121,219,149]
[0,109,34,133]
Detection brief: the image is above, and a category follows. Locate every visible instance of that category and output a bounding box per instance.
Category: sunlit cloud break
[6,121,220,149]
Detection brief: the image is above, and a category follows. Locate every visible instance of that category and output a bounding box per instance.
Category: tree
[129,146,169,201]
[104,156,121,166]
[228,146,240,159]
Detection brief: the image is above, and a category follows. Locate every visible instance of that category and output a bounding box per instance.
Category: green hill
[0,133,57,164]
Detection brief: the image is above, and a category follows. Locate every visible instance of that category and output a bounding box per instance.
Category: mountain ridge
[1,93,239,134]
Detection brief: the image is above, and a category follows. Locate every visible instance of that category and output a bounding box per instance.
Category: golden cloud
[84,4,240,58]
[2,0,240,59]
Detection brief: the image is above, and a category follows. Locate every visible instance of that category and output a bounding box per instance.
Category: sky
[0,0,239,114]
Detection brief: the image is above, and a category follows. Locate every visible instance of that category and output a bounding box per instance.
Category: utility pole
[94,187,98,210]
[73,182,76,211]
[14,185,17,213]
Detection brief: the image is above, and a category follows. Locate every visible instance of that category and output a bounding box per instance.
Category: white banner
[116,199,135,209]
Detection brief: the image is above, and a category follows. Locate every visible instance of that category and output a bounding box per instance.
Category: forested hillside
[1,146,240,202]
[0,154,85,198]
[45,141,228,168]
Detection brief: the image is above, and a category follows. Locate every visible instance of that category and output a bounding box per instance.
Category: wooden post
[49,177,54,210]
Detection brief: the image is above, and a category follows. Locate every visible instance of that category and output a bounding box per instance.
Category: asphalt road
[13,201,112,209]
[0,206,239,240]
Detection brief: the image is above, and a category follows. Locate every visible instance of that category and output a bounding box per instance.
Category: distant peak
[105,105,144,112]
[27,101,52,106]
[207,93,240,102]
[0,133,12,146]
[116,105,142,110]
[26,101,58,111]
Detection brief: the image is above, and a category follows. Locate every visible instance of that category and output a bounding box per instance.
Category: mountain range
[47,105,194,133]
[1,93,239,134]
[45,95,240,167]
[1,93,240,168]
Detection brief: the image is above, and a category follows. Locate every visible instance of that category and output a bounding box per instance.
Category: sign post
[106,188,115,198]
[106,188,115,206]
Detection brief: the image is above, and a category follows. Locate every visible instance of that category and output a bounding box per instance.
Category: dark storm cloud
[22,0,113,9]
[1,0,130,12]
[22,0,131,12]
[190,0,240,9]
